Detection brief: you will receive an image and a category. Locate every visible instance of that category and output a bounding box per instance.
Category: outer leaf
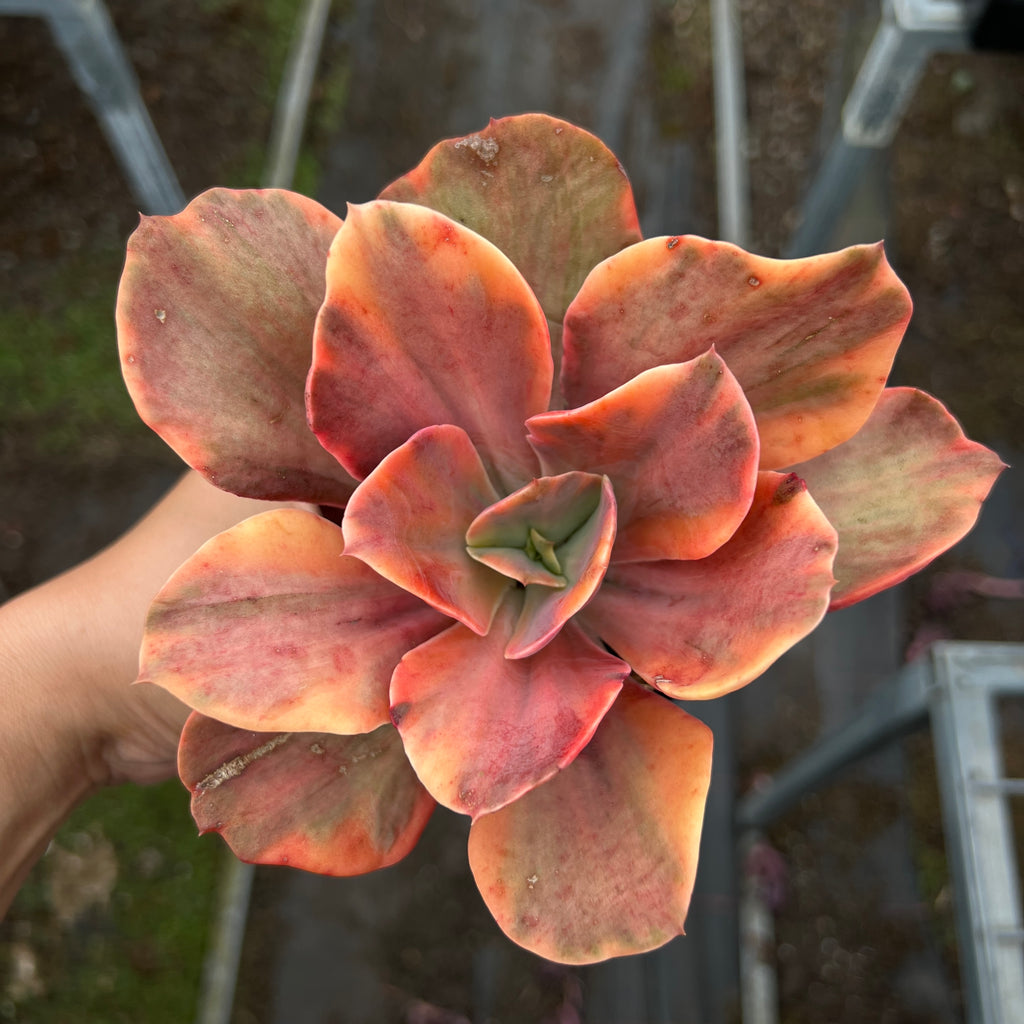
[378,113,642,324]
[308,201,550,491]
[528,352,759,563]
[582,473,838,700]
[342,425,512,635]
[117,188,355,505]
[141,509,448,734]
[562,237,912,469]
[468,681,713,965]
[792,387,1006,609]
[179,713,434,874]
[390,597,628,819]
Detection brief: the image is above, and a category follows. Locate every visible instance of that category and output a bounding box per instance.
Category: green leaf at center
[466,473,617,657]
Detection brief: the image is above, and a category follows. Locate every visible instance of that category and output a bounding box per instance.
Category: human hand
[0,470,310,912]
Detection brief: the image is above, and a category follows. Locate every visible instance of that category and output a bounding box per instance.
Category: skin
[0,470,306,916]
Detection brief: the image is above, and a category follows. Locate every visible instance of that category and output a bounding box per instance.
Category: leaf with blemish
[390,598,628,819]
[528,352,759,563]
[179,713,434,874]
[468,681,712,964]
[117,188,355,505]
[791,387,1006,609]
[562,237,912,469]
[308,201,550,491]
[379,113,642,325]
[343,425,512,635]
[581,472,838,700]
[141,509,448,734]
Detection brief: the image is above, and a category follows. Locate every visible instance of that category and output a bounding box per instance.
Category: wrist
[0,591,106,914]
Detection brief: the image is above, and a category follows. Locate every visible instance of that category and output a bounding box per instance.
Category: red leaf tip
[773,472,807,504]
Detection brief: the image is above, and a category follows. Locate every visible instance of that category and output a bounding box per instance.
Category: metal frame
[786,0,985,256]
[737,642,1024,1024]
[2,0,185,214]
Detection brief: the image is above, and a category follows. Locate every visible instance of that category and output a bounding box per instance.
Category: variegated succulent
[116,114,1003,964]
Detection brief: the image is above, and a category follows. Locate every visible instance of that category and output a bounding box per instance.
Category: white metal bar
[739,835,779,1024]
[930,643,1024,1024]
[787,0,978,255]
[735,658,930,829]
[264,0,333,190]
[710,0,750,247]
[194,855,255,1024]
[7,0,187,213]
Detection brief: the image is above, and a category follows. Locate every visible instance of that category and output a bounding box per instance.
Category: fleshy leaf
[562,237,912,469]
[117,188,355,505]
[308,200,550,490]
[791,387,1006,609]
[378,113,642,325]
[527,353,759,563]
[582,472,838,700]
[467,681,712,964]
[140,509,448,734]
[465,470,613,594]
[179,713,434,874]
[343,425,512,635]
[506,476,617,659]
[467,545,566,588]
[389,597,628,819]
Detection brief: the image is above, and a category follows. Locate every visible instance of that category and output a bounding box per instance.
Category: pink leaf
[562,237,912,469]
[378,113,642,325]
[467,681,713,964]
[582,472,838,700]
[791,387,1006,609]
[528,352,759,562]
[117,188,355,505]
[179,713,434,875]
[343,425,512,635]
[308,201,550,490]
[140,509,448,734]
[390,597,628,819]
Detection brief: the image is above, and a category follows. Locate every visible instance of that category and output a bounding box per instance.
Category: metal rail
[737,643,1024,1024]
[1,0,186,213]
[786,0,984,256]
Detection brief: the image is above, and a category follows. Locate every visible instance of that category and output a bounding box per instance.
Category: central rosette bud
[466,471,618,658]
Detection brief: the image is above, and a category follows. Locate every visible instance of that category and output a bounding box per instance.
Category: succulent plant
[117,114,1003,964]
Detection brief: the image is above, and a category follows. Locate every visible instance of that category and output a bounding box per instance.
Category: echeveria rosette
[116,114,1005,966]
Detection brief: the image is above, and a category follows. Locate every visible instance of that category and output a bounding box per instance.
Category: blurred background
[1,1,1022,1021]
